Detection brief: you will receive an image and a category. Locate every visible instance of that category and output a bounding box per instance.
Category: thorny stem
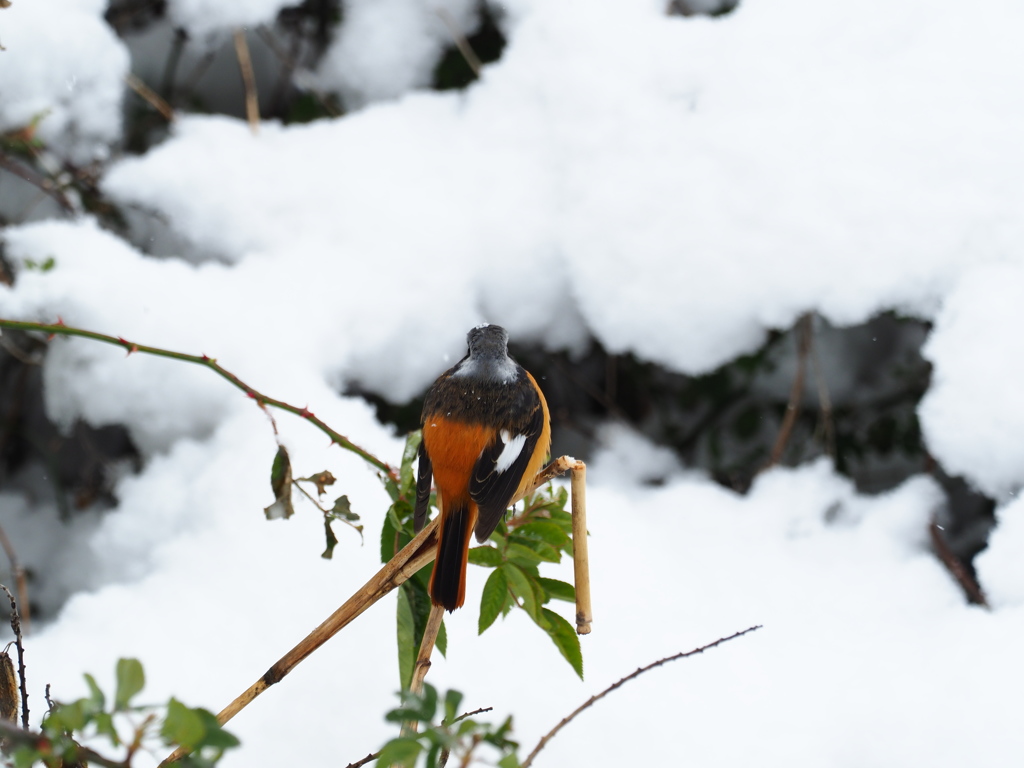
[520,625,763,768]
[0,318,398,482]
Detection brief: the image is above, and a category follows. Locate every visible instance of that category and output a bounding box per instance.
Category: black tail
[430,501,473,611]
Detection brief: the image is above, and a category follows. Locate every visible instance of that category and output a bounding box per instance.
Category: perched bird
[414,324,551,611]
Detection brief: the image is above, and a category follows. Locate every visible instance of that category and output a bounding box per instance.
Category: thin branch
[521,625,763,768]
[0,318,397,481]
[292,480,362,537]
[807,317,836,459]
[446,706,492,726]
[767,313,812,467]
[343,751,381,768]
[436,8,482,76]
[0,584,28,728]
[0,151,76,214]
[929,519,988,607]
[233,29,260,134]
[125,73,176,122]
[0,526,30,635]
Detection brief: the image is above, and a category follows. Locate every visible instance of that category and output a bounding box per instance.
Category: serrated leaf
[505,542,543,568]
[263,445,294,520]
[537,577,575,603]
[504,564,539,622]
[468,545,503,568]
[114,658,145,711]
[541,608,584,679]
[507,534,561,563]
[397,585,416,690]
[515,520,571,550]
[478,567,508,635]
[162,698,205,750]
[378,737,422,767]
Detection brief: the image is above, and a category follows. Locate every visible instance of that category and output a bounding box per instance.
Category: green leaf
[400,431,423,495]
[263,445,294,520]
[93,711,120,746]
[515,520,571,550]
[498,754,522,768]
[397,585,416,690]
[378,737,422,767]
[541,608,584,679]
[468,545,503,567]
[83,672,105,710]
[537,578,575,603]
[505,542,543,568]
[478,567,508,635]
[114,658,145,711]
[436,617,447,658]
[48,700,87,732]
[504,564,539,622]
[162,698,205,750]
[507,535,561,563]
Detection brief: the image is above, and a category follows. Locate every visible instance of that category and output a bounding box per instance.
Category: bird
[414,324,551,612]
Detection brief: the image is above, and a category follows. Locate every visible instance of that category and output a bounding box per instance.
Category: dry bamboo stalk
[570,463,592,635]
[159,518,440,766]
[233,29,260,135]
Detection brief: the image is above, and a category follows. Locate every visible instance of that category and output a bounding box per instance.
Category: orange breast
[422,417,494,507]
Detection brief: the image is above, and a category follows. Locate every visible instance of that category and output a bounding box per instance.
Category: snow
[1,0,1023,766]
[0,0,128,162]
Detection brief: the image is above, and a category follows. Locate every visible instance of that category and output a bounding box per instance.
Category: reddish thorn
[246,392,257,400]
[54,316,66,327]
[201,354,211,361]
[300,407,313,419]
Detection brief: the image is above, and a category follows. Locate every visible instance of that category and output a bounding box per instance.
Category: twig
[569,464,591,635]
[929,520,988,607]
[807,317,836,459]
[0,318,397,481]
[125,73,176,122]
[0,584,28,728]
[767,313,812,467]
[447,706,492,725]
[0,151,75,214]
[520,626,762,768]
[233,29,260,134]
[343,752,380,768]
[435,8,482,76]
[0,526,30,635]
[292,480,362,537]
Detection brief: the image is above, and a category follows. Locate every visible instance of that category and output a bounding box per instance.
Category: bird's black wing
[413,439,433,533]
[470,400,545,542]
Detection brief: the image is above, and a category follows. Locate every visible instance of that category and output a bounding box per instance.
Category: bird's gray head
[466,324,510,360]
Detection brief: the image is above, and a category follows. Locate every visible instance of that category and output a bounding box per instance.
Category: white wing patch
[495,431,527,474]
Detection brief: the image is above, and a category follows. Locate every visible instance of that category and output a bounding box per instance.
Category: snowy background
[2,0,1023,765]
